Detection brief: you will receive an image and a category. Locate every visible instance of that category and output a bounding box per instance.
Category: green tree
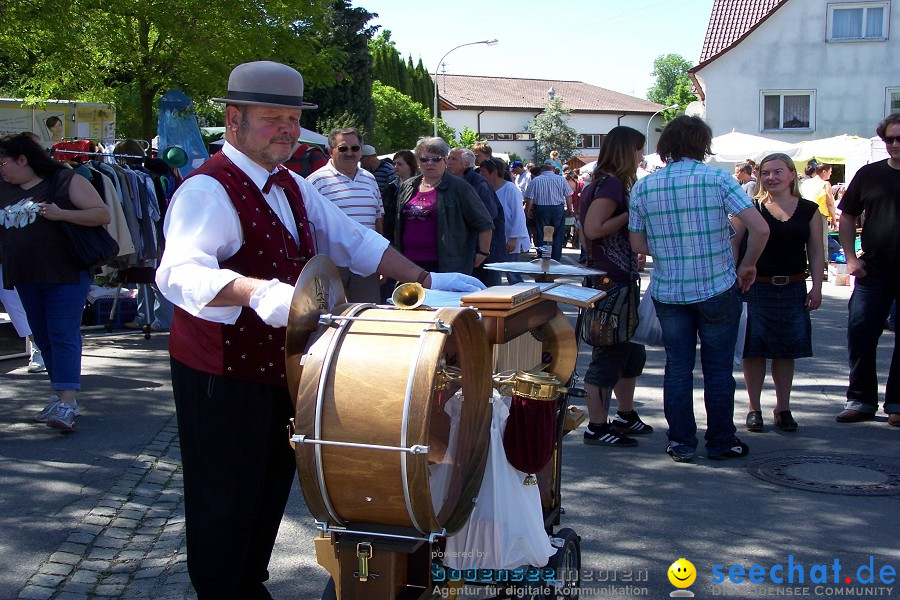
[369,81,453,152]
[0,0,336,140]
[527,97,578,164]
[301,1,377,136]
[647,53,696,122]
[458,127,481,148]
[370,31,434,107]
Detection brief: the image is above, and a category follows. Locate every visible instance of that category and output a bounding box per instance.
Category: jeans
[135,283,174,329]
[532,204,566,261]
[17,271,91,391]
[846,266,900,414]
[506,252,528,284]
[653,284,741,454]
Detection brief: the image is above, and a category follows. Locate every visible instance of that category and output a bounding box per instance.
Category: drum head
[286,256,346,406]
[294,306,492,535]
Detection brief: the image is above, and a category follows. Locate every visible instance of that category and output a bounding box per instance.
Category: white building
[436,74,665,165]
[689,0,900,142]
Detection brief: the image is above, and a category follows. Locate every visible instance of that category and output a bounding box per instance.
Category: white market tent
[710,130,797,162]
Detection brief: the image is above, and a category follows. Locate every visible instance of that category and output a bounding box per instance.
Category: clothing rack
[52,149,147,160]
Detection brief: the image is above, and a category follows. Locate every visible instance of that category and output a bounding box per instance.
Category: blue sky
[352,0,715,99]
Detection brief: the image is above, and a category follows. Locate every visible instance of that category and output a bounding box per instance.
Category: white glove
[429,272,486,293]
[248,279,294,328]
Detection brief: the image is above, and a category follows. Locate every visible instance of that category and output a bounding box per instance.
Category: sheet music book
[539,283,606,308]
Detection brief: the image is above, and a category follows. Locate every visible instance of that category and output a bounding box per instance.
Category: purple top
[401,188,439,262]
[579,174,637,282]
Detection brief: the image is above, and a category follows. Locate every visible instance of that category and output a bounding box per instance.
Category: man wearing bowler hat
[156,61,484,599]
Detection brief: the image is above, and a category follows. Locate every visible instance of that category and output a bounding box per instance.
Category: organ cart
[285,252,604,600]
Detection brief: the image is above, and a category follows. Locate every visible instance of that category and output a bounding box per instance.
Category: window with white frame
[761,91,815,131]
[576,134,605,149]
[827,2,890,41]
[887,87,900,115]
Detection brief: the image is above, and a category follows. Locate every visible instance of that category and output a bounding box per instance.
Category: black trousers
[171,359,295,600]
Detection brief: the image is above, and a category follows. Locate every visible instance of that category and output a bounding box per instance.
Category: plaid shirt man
[629,159,752,304]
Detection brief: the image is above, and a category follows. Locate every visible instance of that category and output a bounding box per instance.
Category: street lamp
[645,103,679,156]
[433,39,499,137]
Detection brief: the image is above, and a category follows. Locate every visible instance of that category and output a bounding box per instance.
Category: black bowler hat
[212,61,318,110]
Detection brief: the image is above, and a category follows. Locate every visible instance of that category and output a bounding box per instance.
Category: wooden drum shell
[294,305,492,535]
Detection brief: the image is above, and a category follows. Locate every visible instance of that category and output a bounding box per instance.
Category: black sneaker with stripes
[583,422,637,447]
[610,410,654,435]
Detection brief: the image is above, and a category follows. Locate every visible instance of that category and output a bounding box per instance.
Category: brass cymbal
[285,256,347,406]
[482,260,605,277]
[531,308,577,384]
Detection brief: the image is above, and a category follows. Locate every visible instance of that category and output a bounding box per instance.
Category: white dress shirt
[496,181,532,253]
[157,142,389,324]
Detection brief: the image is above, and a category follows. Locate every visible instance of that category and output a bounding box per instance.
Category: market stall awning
[710,130,797,162]
[789,135,871,165]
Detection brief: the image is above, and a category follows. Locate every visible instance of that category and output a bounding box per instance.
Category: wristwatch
[476,249,490,257]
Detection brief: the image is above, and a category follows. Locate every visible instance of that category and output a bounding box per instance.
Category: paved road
[1,261,897,599]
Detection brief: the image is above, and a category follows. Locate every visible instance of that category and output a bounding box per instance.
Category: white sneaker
[47,402,77,431]
[28,349,46,373]
[34,396,80,423]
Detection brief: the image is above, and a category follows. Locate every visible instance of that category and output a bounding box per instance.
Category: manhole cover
[747,453,900,496]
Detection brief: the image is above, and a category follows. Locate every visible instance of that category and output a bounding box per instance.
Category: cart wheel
[321,576,336,600]
[528,528,581,599]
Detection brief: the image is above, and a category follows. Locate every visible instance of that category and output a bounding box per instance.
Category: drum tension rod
[318,314,452,334]
[356,542,373,582]
[291,434,430,454]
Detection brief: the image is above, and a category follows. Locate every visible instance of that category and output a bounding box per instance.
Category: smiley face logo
[668,558,696,588]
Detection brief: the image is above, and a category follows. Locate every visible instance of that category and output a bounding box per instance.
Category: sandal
[774,410,798,432]
[745,410,763,432]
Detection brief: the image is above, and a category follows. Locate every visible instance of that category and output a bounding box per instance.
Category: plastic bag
[444,391,554,571]
[157,90,210,178]
[733,302,748,365]
[631,291,663,347]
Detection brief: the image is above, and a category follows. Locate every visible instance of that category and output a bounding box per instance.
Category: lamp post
[645,103,679,156]
[433,39,498,137]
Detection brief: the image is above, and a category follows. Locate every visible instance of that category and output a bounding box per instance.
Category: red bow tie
[262,168,294,194]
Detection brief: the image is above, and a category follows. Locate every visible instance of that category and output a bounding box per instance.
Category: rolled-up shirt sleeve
[156,176,246,323]
[297,176,389,276]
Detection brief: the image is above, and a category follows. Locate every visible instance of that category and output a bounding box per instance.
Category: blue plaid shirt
[629,159,752,304]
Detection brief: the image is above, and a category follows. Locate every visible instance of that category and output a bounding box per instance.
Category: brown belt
[756,274,809,285]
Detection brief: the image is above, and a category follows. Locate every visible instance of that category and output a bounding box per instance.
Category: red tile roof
[694,0,788,69]
[436,74,663,114]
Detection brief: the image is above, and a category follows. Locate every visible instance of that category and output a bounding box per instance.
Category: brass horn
[391,282,427,310]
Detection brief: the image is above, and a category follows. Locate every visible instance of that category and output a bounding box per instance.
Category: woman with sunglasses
[0,133,111,431]
[394,137,493,275]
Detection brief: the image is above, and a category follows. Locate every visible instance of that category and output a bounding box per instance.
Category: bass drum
[294,304,492,535]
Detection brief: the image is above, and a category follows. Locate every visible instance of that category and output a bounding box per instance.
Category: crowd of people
[2,57,898,599]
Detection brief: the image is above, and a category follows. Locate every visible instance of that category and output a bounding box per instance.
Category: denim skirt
[743,280,812,359]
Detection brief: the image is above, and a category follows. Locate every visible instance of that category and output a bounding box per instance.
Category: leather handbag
[47,171,119,270]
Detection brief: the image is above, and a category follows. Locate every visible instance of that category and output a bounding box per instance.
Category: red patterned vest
[168,152,316,387]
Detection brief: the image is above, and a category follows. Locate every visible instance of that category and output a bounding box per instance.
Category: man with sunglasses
[835,112,900,427]
[308,127,383,302]
[155,61,484,600]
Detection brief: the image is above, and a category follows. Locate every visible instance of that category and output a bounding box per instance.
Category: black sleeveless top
[756,198,818,276]
[0,169,84,288]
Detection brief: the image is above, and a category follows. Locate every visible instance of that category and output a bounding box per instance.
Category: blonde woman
[733,153,824,432]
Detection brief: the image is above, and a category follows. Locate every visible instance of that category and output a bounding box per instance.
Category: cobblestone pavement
[17,416,192,600]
